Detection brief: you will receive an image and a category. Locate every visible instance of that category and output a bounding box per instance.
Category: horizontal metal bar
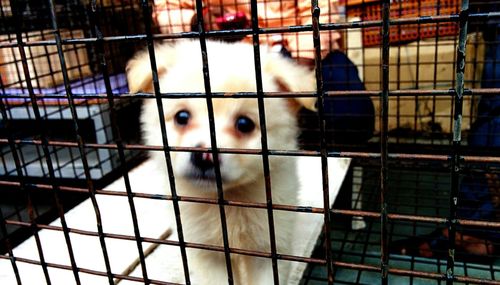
[2,181,500,229]
[0,55,476,69]
[0,91,319,99]
[389,267,500,285]
[3,219,326,265]
[0,254,177,285]
[3,88,500,100]
[453,276,500,285]
[2,138,499,163]
[1,12,499,48]
[0,139,438,159]
[2,252,498,285]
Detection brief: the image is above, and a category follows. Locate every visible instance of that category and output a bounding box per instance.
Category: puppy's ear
[264,54,317,113]
[126,44,174,93]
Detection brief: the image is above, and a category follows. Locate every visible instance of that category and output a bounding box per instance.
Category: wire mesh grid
[0,0,499,284]
[302,161,500,284]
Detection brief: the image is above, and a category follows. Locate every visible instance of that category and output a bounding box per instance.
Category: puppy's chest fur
[181,201,271,251]
[173,164,297,252]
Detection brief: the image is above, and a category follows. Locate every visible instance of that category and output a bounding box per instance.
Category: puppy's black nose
[191,150,215,172]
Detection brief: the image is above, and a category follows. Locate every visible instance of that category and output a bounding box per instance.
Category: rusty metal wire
[446,0,470,283]
[0,11,499,48]
[249,0,281,282]
[48,0,115,283]
[6,1,83,283]
[140,0,192,283]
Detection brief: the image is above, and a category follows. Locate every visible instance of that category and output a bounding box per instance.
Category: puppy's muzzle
[191,151,215,173]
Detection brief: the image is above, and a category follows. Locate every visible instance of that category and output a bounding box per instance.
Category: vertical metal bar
[414,0,422,145]
[24,41,44,93]
[0,105,38,284]
[450,15,460,140]
[447,1,469,284]
[64,29,86,85]
[248,1,280,284]
[395,2,402,144]
[0,199,21,284]
[10,2,82,283]
[431,0,443,145]
[0,57,51,285]
[470,31,480,126]
[194,0,234,283]
[83,1,142,283]
[138,1,191,284]
[45,0,115,283]
[310,0,333,284]
[380,0,391,284]
[90,103,106,179]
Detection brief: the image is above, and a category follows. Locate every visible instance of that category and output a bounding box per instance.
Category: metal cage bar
[0,207,21,285]
[0,58,51,285]
[9,2,83,283]
[1,0,500,284]
[0,179,482,229]
[8,87,500,100]
[3,216,500,285]
[45,0,115,283]
[138,0,193,283]
[310,0,334,284]
[447,0,470,283]
[380,0,390,283]
[0,15,464,47]
[193,0,235,282]
[1,11,499,48]
[5,138,500,164]
[248,0,281,283]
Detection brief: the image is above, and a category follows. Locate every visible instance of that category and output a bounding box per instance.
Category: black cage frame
[1,0,500,284]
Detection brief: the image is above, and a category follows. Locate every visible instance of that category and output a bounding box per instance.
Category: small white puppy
[126,40,316,284]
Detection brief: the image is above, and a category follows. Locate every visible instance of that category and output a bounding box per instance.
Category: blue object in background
[321,51,375,144]
[458,28,500,242]
[469,30,500,148]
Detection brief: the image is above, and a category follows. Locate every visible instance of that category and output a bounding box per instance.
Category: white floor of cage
[0,156,351,285]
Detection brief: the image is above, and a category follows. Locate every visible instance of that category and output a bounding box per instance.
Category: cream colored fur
[127,40,316,284]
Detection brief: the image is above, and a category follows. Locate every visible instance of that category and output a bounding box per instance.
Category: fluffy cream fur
[127,40,316,284]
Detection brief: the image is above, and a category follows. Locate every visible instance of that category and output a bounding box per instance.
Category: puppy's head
[127,40,316,192]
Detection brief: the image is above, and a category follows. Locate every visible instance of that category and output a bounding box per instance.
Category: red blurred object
[215,11,249,30]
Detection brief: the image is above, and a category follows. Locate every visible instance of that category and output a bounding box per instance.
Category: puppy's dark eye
[174,110,190,126]
[235,116,255,134]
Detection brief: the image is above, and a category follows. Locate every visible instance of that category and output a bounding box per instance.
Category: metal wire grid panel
[0,0,144,182]
[302,162,500,284]
[0,0,499,284]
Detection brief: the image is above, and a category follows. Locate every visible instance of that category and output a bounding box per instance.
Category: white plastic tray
[0,156,351,284]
